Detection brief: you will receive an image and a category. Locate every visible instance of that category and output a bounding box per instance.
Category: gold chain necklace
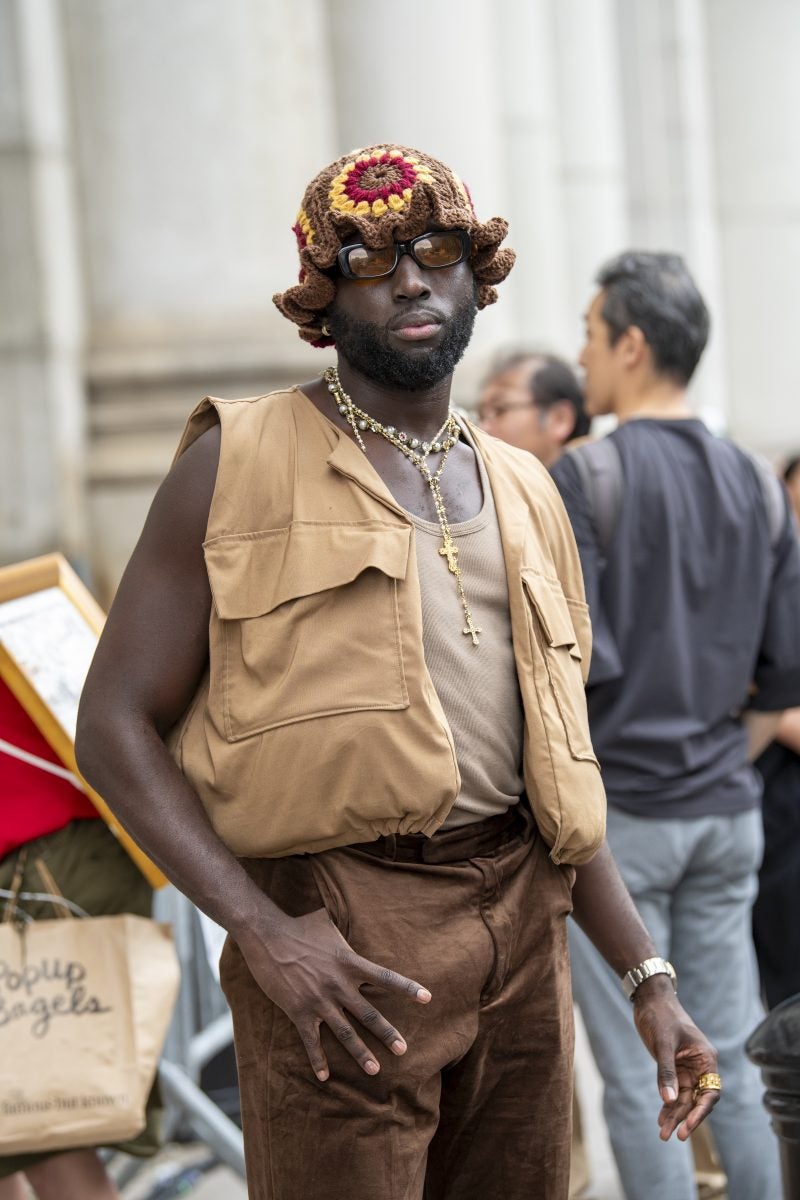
[325,366,482,645]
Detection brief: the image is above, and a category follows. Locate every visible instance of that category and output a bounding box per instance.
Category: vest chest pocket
[522,570,598,762]
[204,522,411,742]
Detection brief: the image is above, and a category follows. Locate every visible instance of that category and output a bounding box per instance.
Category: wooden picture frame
[0,553,165,887]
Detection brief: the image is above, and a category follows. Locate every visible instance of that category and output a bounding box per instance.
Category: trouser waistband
[349,801,532,865]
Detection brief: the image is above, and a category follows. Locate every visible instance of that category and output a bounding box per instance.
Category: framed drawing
[0,553,165,887]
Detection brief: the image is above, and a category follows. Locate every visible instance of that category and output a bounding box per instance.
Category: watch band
[621,956,677,1001]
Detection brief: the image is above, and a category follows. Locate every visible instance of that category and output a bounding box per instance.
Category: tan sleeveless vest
[168,388,606,865]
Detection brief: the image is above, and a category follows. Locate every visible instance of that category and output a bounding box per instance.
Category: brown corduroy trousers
[220,806,575,1200]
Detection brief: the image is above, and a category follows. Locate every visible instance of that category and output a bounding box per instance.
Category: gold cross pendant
[462,616,482,646]
[439,535,460,574]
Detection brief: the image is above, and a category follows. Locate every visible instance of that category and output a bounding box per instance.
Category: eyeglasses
[477,399,539,423]
[337,230,471,281]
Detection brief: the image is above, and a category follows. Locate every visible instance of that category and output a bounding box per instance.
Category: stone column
[60,0,338,596]
[704,0,800,455]
[614,0,727,427]
[0,0,88,567]
[492,0,572,353]
[551,0,629,350]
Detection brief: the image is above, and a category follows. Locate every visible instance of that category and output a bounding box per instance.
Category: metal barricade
[154,886,245,1177]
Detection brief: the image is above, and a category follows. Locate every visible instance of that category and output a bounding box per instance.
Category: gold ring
[693,1072,722,1100]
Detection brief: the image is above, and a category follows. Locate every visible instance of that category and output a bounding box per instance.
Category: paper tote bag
[0,912,180,1153]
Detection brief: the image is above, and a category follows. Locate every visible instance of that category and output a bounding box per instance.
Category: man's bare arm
[572,843,719,1140]
[743,709,783,760]
[76,427,430,1082]
[772,708,800,756]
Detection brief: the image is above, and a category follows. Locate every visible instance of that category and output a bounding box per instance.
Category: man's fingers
[658,1081,720,1141]
[358,956,432,1003]
[299,1020,330,1082]
[655,1045,680,1103]
[325,1009,381,1075]
[354,1003,407,1055]
[677,1088,722,1139]
[658,1099,691,1140]
[663,1098,717,1142]
[681,1094,724,1137]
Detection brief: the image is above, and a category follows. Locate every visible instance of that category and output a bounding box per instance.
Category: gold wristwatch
[621,956,677,1001]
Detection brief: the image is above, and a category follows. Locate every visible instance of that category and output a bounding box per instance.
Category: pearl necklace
[324,366,482,645]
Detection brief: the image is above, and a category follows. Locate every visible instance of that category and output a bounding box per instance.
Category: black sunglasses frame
[336,229,471,281]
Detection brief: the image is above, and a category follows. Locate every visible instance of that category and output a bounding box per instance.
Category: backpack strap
[744,451,787,551]
[566,438,624,552]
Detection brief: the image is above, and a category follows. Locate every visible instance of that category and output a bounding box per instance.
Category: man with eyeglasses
[76,147,719,1200]
[477,352,590,469]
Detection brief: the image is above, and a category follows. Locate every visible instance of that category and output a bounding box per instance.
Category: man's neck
[335,357,454,440]
[614,378,694,424]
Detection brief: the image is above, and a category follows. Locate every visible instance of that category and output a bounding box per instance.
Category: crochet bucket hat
[273,144,516,347]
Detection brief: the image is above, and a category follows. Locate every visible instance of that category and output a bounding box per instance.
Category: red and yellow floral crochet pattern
[329,150,435,218]
[274,144,515,347]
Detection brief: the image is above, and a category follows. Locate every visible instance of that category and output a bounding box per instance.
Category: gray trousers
[569,807,780,1200]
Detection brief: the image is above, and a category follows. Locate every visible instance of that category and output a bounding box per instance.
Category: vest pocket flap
[522,570,582,658]
[204,521,412,619]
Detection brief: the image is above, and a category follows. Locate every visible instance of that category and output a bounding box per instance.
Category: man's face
[479,357,578,465]
[579,291,622,417]
[477,360,568,467]
[327,230,478,391]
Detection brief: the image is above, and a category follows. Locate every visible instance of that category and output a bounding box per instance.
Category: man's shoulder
[204,385,303,410]
[601,419,764,483]
[175,387,311,470]
[197,386,317,435]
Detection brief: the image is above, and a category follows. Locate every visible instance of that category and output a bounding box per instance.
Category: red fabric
[0,677,97,860]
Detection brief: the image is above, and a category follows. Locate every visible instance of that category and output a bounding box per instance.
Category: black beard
[327,293,478,391]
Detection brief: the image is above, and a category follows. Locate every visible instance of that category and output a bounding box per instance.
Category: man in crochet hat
[77,145,719,1200]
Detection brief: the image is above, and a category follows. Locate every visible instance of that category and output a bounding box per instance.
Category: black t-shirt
[552,418,800,817]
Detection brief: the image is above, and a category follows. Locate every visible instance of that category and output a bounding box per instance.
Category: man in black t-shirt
[552,252,800,1200]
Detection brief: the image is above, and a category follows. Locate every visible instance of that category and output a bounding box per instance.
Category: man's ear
[546,400,579,447]
[620,324,648,370]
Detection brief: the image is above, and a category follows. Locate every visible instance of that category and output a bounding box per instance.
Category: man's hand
[632,976,721,1140]
[238,907,432,1082]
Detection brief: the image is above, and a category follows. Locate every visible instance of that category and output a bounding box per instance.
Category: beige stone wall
[2,0,798,601]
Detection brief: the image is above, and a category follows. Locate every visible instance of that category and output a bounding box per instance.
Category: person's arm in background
[744,711,783,760]
[76,425,431,1085]
[746,489,800,755]
[773,708,800,754]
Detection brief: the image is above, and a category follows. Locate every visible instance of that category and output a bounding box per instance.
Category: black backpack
[566,436,786,554]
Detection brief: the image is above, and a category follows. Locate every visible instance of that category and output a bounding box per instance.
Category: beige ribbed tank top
[401,424,525,827]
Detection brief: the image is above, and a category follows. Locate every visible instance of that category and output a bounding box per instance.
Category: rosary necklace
[324,366,482,645]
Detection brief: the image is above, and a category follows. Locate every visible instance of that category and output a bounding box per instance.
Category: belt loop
[385,833,397,862]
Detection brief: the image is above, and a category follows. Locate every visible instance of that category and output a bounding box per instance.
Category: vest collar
[468,423,532,562]
[326,429,410,522]
[294,387,410,522]
[310,391,533,566]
